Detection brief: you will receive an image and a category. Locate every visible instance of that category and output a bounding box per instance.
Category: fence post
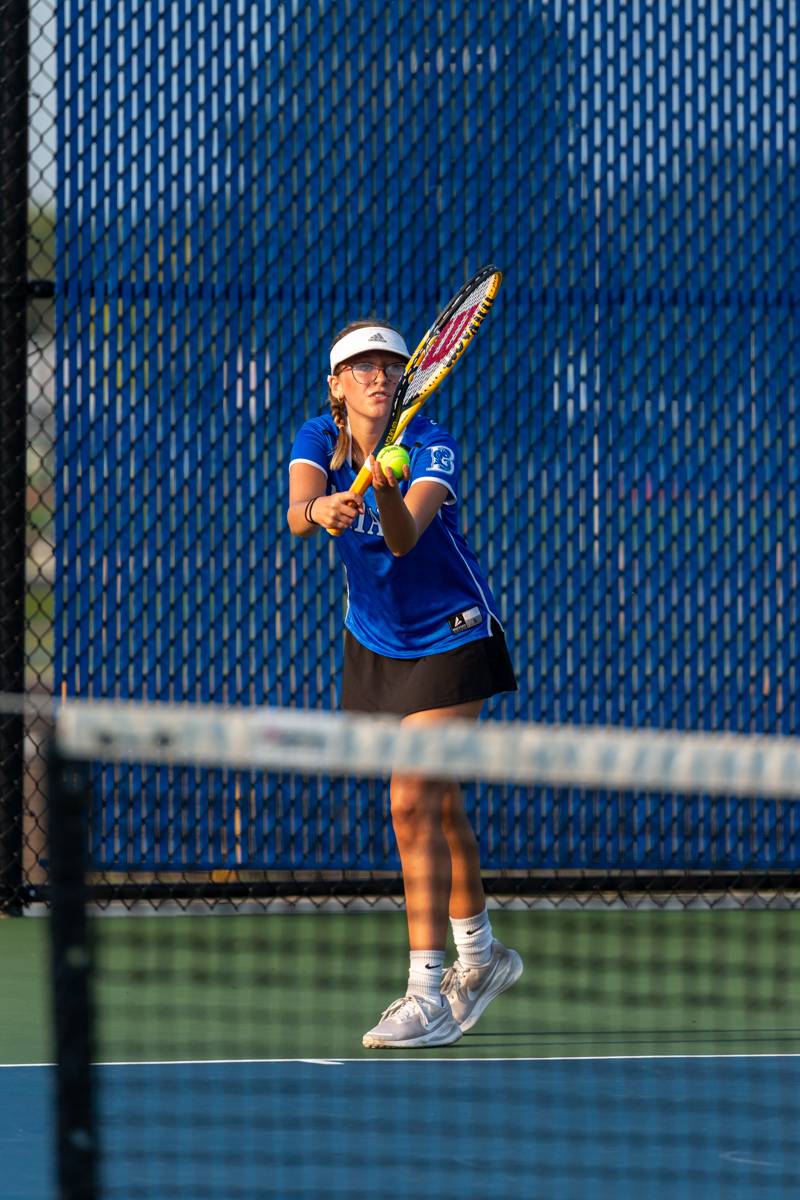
[0,0,30,913]
[48,737,97,1200]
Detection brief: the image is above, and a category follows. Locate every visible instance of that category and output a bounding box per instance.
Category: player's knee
[390,777,439,836]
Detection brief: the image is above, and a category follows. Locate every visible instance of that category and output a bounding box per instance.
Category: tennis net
[48,701,800,1200]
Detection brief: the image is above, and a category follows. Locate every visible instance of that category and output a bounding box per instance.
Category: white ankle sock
[450,907,493,967]
[407,950,445,1002]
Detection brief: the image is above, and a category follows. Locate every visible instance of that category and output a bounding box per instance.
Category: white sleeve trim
[408,475,457,502]
[289,457,329,477]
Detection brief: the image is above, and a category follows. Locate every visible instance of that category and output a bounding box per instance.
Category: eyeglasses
[342,361,406,384]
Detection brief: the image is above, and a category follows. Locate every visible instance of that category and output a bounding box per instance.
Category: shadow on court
[462,1027,800,1049]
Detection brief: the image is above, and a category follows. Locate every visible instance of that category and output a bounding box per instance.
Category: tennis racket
[327,264,502,536]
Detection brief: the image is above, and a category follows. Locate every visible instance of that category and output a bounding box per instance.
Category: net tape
[55,701,800,798]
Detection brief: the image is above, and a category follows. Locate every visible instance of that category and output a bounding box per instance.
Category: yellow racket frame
[327,266,502,537]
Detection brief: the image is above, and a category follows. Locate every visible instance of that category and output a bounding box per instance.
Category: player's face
[329,352,407,423]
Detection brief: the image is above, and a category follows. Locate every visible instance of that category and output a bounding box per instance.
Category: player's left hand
[369,455,410,493]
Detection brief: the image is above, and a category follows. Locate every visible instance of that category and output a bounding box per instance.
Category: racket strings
[402,272,500,405]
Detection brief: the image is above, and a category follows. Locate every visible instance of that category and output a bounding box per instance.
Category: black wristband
[304,497,318,526]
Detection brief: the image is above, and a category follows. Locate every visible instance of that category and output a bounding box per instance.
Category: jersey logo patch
[448,607,482,634]
[428,446,455,475]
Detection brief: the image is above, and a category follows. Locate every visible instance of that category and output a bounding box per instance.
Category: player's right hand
[315,491,365,530]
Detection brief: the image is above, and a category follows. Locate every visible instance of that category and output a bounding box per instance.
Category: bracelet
[304,497,318,526]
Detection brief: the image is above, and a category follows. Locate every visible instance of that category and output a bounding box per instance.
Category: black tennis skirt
[340,617,518,717]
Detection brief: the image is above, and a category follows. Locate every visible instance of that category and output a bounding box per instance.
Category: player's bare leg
[362,701,481,1048]
[392,700,484,949]
[393,703,522,1034]
[441,781,485,919]
[363,700,521,1046]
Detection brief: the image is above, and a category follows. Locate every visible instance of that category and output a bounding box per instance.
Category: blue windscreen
[56,1,800,871]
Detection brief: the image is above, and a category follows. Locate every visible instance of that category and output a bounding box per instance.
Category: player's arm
[287,462,365,536]
[370,458,448,556]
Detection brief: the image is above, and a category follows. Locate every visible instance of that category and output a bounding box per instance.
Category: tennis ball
[376,445,410,480]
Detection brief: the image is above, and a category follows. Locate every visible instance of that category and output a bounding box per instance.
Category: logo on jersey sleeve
[426,445,455,475]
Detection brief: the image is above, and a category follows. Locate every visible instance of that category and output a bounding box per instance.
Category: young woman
[288,319,522,1048]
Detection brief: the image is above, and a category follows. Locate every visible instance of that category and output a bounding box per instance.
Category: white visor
[330,326,410,372]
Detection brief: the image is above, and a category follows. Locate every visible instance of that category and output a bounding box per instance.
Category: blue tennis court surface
[6,1056,799,1199]
[3,1066,54,1200]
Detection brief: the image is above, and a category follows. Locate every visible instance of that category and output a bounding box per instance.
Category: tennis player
[288,319,523,1048]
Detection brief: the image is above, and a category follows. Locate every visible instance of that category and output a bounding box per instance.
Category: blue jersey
[290,413,503,658]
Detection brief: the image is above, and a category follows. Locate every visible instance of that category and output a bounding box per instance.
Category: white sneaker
[362,994,463,1049]
[441,940,523,1032]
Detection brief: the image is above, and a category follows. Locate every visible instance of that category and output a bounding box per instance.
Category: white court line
[5,1051,800,1070]
[62,1051,800,1070]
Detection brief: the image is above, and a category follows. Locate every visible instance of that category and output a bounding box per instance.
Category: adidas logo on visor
[367,332,388,342]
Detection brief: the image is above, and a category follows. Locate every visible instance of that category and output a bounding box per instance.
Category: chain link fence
[1,1,55,910]
[2,1,799,911]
